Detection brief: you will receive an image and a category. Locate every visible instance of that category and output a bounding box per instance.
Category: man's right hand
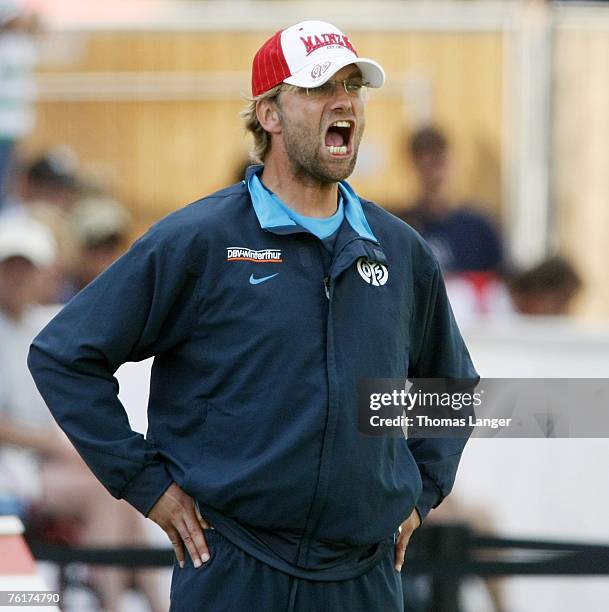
[147,482,212,569]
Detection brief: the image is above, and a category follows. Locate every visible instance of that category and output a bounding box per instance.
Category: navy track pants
[169,528,404,612]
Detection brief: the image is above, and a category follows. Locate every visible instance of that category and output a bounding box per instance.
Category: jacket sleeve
[407,260,479,523]
[27,221,203,516]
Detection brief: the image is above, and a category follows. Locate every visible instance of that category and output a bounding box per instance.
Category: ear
[256,97,282,135]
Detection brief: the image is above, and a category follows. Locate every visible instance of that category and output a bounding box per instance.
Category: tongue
[325,130,345,147]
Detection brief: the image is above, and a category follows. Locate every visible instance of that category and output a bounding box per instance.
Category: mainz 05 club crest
[356,257,388,286]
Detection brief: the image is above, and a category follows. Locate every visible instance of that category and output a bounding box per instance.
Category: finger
[194,501,213,529]
[182,510,211,564]
[175,517,208,569]
[166,526,185,569]
[197,515,212,529]
[394,532,411,572]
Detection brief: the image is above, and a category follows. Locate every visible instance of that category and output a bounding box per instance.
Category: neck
[418,190,451,217]
[260,158,340,218]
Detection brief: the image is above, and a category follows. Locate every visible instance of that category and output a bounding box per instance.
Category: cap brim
[0,225,56,268]
[283,55,385,90]
[0,246,53,268]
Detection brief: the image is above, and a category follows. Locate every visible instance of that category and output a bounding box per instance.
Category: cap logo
[299,33,356,56]
[311,61,331,80]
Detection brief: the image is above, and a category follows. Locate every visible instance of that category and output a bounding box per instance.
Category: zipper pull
[323,276,330,300]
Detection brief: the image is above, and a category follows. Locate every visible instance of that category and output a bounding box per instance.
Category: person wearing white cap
[28,20,477,611]
[0,216,167,612]
[0,216,55,320]
[0,215,60,518]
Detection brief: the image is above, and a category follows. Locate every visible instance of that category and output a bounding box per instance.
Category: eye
[306,81,335,97]
[345,82,363,93]
[345,81,368,94]
[317,82,335,95]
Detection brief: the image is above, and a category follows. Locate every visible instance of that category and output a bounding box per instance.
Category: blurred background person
[398,126,504,275]
[0,215,164,612]
[508,255,582,316]
[0,147,83,304]
[396,126,508,323]
[10,146,81,213]
[60,196,131,301]
[0,214,64,517]
[0,0,38,211]
[446,253,584,325]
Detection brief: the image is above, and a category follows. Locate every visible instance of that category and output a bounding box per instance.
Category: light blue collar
[274,191,344,240]
[247,168,378,243]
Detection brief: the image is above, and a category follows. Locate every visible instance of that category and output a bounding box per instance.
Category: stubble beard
[280,114,365,185]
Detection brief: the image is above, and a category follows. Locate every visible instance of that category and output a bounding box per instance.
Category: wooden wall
[25,30,504,234]
[553,25,609,319]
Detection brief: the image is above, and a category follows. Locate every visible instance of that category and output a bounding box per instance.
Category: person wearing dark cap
[28,20,477,611]
[21,146,80,210]
[0,146,80,219]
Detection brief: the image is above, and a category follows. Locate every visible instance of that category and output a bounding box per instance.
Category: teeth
[331,121,351,128]
[327,145,348,154]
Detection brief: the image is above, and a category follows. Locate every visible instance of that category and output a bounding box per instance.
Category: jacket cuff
[119,461,174,516]
[415,472,444,523]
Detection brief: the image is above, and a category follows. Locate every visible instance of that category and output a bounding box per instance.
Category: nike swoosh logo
[249,273,278,285]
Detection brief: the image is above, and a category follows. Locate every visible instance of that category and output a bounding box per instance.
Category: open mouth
[324,120,354,156]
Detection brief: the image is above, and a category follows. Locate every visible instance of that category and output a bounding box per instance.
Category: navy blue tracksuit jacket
[28,165,478,581]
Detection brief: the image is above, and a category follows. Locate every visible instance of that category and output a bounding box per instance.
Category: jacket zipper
[300,237,381,566]
[298,246,333,566]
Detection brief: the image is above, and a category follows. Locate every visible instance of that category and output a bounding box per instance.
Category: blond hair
[240,83,301,163]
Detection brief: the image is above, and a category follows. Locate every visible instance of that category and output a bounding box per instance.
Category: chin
[292,149,357,184]
[318,154,357,183]
[315,167,352,184]
[328,160,357,182]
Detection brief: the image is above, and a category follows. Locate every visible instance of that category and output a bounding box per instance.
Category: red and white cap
[251,20,385,97]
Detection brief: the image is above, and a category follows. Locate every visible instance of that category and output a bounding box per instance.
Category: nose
[329,81,353,112]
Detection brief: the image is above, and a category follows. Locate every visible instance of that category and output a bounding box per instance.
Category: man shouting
[29,20,478,611]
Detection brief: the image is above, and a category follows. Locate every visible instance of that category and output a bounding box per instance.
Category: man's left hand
[394,507,421,572]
